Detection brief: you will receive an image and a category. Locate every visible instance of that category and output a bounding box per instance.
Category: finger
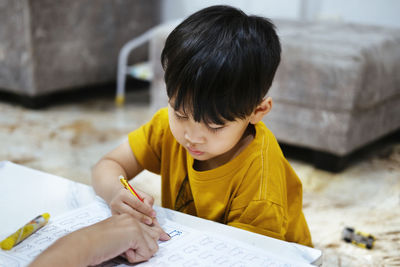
[152,218,170,241]
[110,190,154,224]
[123,222,155,263]
[125,229,158,263]
[111,209,119,215]
[117,203,154,225]
[140,228,159,255]
[138,190,155,208]
[140,218,170,241]
[139,223,162,241]
[122,191,156,218]
[109,189,134,214]
[125,248,150,263]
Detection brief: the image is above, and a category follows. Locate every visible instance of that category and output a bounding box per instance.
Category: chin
[188,151,212,161]
[190,153,207,160]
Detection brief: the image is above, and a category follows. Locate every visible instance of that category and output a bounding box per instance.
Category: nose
[184,123,205,144]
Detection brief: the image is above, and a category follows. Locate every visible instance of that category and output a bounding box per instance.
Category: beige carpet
[1,92,399,266]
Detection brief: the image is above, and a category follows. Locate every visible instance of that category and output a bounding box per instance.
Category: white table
[0,161,322,266]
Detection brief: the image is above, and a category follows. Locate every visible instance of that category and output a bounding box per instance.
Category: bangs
[166,48,257,125]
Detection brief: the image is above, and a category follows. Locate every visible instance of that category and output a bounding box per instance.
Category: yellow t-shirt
[129,108,312,247]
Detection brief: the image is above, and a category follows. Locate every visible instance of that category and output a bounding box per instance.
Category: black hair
[161,5,281,125]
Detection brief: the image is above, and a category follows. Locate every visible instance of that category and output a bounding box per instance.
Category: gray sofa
[149,20,400,171]
[0,0,160,105]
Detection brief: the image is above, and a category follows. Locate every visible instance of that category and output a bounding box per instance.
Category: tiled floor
[1,90,399,266]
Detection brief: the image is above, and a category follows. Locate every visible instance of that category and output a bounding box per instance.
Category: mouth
[187,146,204,156]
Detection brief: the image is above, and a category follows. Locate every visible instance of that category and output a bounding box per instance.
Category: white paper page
[109,217,312,267]
[0,200,313,267]
[0,161,98,240]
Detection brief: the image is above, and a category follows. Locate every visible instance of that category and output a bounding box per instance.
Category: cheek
[208,132,237,151]
[209,128,246,152]
[169,117,182,141]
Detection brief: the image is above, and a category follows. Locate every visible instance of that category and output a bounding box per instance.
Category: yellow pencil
[119,175,144,202]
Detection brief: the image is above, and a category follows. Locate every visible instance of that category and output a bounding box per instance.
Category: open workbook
[0,161,322,266]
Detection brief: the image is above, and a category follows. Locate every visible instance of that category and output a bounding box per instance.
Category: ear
[249,97,273,124]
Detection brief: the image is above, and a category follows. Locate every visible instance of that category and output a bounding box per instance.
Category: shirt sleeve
[226,140,313,247]
[128,108,168,174]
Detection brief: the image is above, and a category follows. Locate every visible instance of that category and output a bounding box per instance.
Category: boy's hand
[110,187,155,224]
[109,188,169,240]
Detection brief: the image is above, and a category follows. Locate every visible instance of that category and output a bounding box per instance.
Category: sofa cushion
[272,20,400,111]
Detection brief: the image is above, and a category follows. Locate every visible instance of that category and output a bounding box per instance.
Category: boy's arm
[29,214,169,267]
[92,140,143,204]
[91,140,158,226]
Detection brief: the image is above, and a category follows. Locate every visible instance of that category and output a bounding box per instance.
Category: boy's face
[168,102,251,164]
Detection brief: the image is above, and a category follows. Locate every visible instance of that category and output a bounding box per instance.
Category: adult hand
[87,213,170,265]
[29,213,170,267]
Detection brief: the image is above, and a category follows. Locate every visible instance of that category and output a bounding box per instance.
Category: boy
[92,5,312,246]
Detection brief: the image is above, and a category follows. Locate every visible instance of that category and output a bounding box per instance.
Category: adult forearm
[29,233,90,267]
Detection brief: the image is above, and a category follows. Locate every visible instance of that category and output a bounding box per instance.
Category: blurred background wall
[161,0,400,28]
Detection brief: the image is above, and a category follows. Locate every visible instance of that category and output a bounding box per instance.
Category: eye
[174,112,188,120]
[207,125,225,133]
